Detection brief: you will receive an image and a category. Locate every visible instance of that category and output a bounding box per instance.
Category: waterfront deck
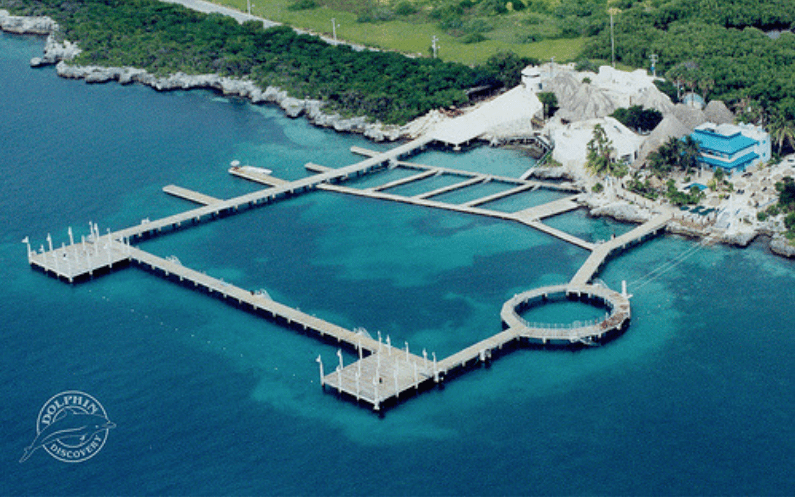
[322,348,435,410]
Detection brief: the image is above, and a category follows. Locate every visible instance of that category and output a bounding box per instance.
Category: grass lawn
[210,0,589,65]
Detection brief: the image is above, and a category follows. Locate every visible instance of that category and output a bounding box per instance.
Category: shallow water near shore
[2,32,793,495]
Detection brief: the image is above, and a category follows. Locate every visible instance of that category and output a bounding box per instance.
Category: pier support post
[316,355,324,388]
[22,236,32,264]
[394,368,399,398]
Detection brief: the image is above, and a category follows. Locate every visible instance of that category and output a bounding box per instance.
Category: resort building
[690,123,771,174]
[550,117,644,168]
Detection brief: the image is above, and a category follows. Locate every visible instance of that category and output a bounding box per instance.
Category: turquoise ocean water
[1,32,793,495]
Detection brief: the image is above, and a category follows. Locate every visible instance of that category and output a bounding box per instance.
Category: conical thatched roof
[633,85,676,115]
[704,100,735,124]
[544,71,581,102]
[556,84,617,121]
[635,115,691,165]
[673,103,707,131]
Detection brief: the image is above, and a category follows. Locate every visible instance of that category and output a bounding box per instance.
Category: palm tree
[586,124,616,177]
[768,112,795,155]
[680,135,701,173]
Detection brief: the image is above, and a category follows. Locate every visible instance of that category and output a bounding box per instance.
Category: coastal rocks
[30,34,81,67]
[0,9,55,35]
[0,10,80,67]
[589,201,651,224]
[525,166,574,181]
[666,220,707,239]
[720,229,758,247]
[53,61,407,141]
[769,235,795,258]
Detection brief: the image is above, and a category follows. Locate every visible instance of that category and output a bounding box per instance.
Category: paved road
[160,0,280,28]
[160,0,368,51]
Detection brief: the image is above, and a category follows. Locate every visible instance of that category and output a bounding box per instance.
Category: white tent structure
[430,86,543,148]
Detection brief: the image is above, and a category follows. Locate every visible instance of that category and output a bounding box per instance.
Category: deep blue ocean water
[2,32,793,495]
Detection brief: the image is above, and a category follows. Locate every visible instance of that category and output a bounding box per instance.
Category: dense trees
[583,1,795,129]
[1,0,505,124]
[648,136,701,177]
[611,106,662,133]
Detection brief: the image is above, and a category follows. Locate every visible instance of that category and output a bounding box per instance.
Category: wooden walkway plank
[569,213,671,286]
[462,183,538,207]
[372,169,438,191]
[162,185,222,206]
[414,176,484,199]
[512,195,582,220]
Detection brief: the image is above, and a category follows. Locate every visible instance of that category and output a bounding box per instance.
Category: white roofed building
[550,117,645,168]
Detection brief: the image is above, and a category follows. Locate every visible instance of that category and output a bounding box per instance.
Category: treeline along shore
[0,0,536,138]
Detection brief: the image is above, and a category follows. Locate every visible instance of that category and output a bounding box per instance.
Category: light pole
[247,0,251,15]
[331,18,338,42]
[431,36,438,59]
[650,53,658,77]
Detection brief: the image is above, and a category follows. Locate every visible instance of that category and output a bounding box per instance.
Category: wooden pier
[26,135,673,412]
[570,213,671,286]
[163,185,222,206]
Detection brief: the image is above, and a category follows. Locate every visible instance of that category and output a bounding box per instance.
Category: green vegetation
[210,0,591,64]
[537,91,558,119]
[3,0,529,124]
[583,0,795,137]
[775,176,795,237]
[647,136,700,177]
[585,124,627,177]
[6,0,794,134]
[611,105,662,134]
[665,179,704,206]
[626,175,658,200]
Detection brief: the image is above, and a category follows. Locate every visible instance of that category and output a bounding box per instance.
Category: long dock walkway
[27,135,673,413]
[111,136,433,241]
[129,246,441,410]
[570,213,671,286]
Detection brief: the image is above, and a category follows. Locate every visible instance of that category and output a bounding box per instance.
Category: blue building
[690,123,771,174]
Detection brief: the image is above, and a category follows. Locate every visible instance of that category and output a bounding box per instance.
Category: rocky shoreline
[3,9,794,259]
[0,9,409,141]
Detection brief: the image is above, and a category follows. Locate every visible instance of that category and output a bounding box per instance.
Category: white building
[550,117,645,168]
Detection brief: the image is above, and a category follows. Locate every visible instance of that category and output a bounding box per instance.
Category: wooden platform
[163,185,222,206]
[322,348,435,410]
[28,236,131,282]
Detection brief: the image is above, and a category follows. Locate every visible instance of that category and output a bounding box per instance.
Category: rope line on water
[628,235,716,292]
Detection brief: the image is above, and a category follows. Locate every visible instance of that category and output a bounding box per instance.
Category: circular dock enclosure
[501,284,631,346]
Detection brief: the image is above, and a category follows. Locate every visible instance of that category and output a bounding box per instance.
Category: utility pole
[650,53,658,77]
[431,36,439,59]
[610,11,615,68]
[331,18,338,42]
[608,7,619,68]
[247,0,251,15]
